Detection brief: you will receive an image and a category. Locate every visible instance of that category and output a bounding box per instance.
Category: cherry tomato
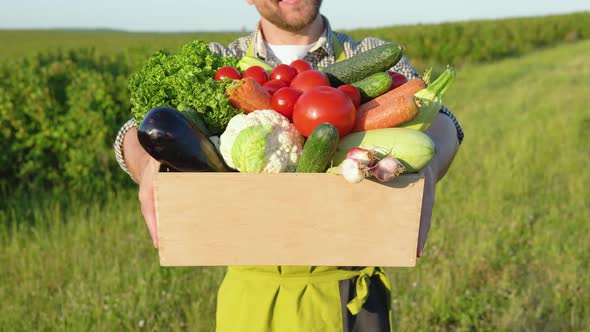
[289,70,330,93]
[262,79,288,95]
[243,66,269,86]
[337,85,361,109]
[214,66,241,81]
[270,64,298,84]
[290,59,313,74]
[271,87,302,120]
[293,86,356,137]
[387,71,409,90]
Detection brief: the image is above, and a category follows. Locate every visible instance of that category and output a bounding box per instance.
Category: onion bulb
[340,158,369,184]
[370,157,405,182]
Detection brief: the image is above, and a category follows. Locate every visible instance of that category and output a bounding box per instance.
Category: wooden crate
[154,172,424,267]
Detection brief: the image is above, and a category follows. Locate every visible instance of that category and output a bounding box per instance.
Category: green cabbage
[231,124,273,173]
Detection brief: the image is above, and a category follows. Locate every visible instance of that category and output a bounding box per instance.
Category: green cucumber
[323,43,403,86]
[296,123,340,173]
[352,72,393,103]
[332,128,435,173]
[236,56,273,72]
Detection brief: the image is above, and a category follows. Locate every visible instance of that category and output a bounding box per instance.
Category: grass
[1,40,590,331]
[0,30,243,62]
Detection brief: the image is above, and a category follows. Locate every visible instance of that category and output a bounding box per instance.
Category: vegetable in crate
[401,67,456,131]
[352,78,426,131]
[219,110,304,173]
[137,106,229,172]
[322,43,403,86]
[236,56,273,72]
[296,123,340,173]
[128,40,240,135]
[226,77,273,114]
[351,71,393,103]
[353,67,455,132]
[332,128,435,173]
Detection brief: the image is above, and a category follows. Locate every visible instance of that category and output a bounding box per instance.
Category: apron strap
[346,266,392,315]
[244,32,347,62]
[331,32,348,63]
[246,36,256,57]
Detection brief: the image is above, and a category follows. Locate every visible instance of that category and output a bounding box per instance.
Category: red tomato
[387,71,409,90]
[262,79,288,95]
[270,64,298,84]
[243,66,269,86]
[289,70,330,92]
[337,85,361,109]
[271,87,302,120]
[290,59,313,74]
[214,66,241,81]
[293,86,356,137]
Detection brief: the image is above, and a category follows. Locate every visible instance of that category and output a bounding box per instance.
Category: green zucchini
[323,43,403,86]
[236,56,273,72]
[296,123,340,173]
[352,72,392,103]
[332,128,435,173]
[400,67,457,132]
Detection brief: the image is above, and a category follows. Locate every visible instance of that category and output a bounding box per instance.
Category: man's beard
[260,0,323,32]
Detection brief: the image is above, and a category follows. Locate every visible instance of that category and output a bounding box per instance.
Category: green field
[1,34,589,331]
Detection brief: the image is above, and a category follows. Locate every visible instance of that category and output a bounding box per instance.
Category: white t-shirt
[265,42,315,64]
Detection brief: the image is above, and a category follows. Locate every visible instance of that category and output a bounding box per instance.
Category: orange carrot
[356,78,426,113]
[352,94,420,132]
[351,78,426,132]
[226,77,273,114]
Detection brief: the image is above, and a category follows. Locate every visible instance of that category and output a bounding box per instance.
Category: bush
[0,49,133,193]
[346,12,590,67]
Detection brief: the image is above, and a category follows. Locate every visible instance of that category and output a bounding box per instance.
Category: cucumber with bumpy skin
[352,72,393,103]
[323,43,403,86]
[296,123,340,173]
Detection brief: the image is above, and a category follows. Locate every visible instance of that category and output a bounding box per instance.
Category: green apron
[216,35,393,332]
[216,266,393,331]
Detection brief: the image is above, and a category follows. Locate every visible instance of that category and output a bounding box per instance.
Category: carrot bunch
[352,78,426,132]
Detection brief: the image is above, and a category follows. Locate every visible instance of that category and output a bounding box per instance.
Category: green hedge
[347,12,590,66]
[0,49,133,193]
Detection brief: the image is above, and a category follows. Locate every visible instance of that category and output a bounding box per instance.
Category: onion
[370,157,405,182]
[345,147,376,167]
[340,158,369,184]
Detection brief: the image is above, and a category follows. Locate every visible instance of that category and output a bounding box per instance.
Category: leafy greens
[128,40,241,135]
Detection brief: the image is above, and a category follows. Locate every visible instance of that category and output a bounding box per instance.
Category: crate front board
[154,172,424,267]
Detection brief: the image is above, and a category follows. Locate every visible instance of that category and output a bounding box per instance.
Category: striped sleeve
[113,118,138,180]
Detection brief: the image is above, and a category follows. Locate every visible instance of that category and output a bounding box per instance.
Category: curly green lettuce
[128,40,240,135]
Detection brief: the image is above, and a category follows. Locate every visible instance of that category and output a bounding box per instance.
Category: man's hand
[123,127,161,248]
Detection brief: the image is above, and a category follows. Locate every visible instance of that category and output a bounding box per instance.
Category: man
[114,0,463,330]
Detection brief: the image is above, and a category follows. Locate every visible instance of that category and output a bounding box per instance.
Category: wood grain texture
[154,172,424,267]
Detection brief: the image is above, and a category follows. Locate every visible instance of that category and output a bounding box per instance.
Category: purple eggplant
[137,106,229,172]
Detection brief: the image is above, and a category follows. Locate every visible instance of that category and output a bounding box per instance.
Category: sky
[1,0,589,32]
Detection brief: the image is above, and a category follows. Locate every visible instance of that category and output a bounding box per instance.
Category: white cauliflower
[219,110,304,173]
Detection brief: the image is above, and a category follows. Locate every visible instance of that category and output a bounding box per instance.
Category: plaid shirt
[114,16,463,176]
